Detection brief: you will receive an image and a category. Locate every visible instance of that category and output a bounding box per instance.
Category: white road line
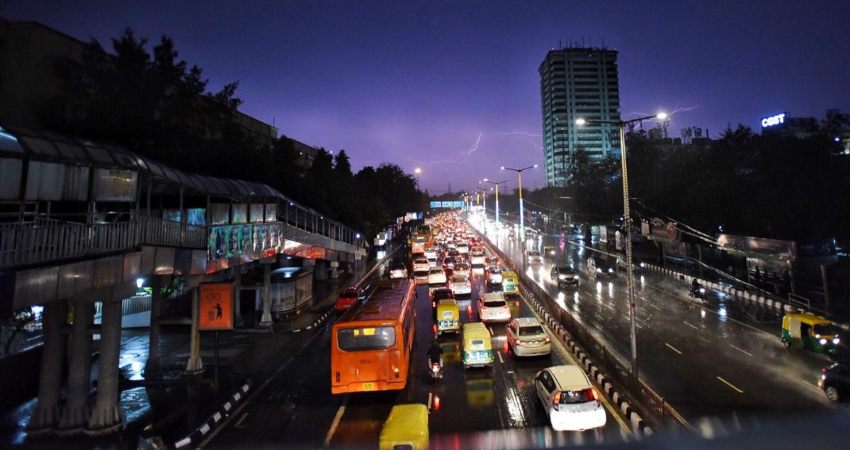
[717,376,745,394]
[683,321,699,330]
[698,335,711,343]
[234,412,248,428]
[649,303,663,311]
[602,302,615,311]
[323,396,349,448]
[729,344,753,357]
[497,351,504,364]
[428,392,433,410]
[665,342,683,355]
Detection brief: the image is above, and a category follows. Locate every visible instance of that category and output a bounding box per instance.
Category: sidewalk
[6,256,379,448]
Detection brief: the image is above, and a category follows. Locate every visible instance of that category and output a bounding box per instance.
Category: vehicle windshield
[483,300,507,308]
[519,325,545,336]
[558,388,595,404]
[337,326,396,351]
[452,274,468,282]
[814,324,841,336]
[557,267,574,274]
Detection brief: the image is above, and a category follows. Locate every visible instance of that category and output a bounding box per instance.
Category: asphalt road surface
[206,262,631,449]
[481,222,847,427]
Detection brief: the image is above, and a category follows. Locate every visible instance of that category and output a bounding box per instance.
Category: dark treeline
[503,114,850,242]
[43,28,424,237]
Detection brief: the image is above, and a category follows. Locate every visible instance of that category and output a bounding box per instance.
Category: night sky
[2,1,848,193]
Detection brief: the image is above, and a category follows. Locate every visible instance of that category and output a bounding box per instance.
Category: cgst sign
[761,113,786,128]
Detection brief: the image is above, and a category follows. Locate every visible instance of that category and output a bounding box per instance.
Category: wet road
[207,266,630,449]
[478,221,846,425]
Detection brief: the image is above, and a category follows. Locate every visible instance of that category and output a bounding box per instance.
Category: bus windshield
[337,326,396,351]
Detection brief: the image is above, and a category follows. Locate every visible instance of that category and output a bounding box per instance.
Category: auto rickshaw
[501,271,519,296]
[781,312,842,354]
[462,322,494,368]
[379,403,429,450]
[436,299,460,335]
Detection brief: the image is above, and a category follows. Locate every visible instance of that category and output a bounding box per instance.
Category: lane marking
[323,396,349,448]
[729,344,753,357]
[665,342,683,355]
[234,412,248,428]
[602,302,615,311]
[511,292,632,434]
[649,303,663,312]
[716,376,744,394]
[497,351,504,364]
[428,392,433,411]
[683,321,699,330]
[698,335,711,344]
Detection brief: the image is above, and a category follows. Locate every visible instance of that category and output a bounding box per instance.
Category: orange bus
[331,278,416,395]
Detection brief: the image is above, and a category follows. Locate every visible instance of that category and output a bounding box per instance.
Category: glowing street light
[575,110,667,379]
[500,164,538,239]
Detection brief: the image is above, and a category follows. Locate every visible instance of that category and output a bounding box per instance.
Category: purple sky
[3,1,849,193]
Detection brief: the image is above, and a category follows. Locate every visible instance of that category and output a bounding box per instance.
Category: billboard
[198,283,233,330]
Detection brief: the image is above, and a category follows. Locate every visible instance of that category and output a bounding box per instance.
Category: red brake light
[591,388,599,401]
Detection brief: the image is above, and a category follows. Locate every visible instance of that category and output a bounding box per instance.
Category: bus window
[337,326,396,351]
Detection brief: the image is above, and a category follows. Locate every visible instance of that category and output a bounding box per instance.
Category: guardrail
[473,223,691,432]
[0,216,208,269]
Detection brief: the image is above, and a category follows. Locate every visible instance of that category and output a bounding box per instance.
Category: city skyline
[1,0,849,193]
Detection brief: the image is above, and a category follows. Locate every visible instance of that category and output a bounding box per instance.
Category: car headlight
[596,268,602,273]
[699,288,706,294]
[833,337,840,345]
[559,274,567,279]
[820,338,828,345]
[640,262,646,268]
[608,268,614,273]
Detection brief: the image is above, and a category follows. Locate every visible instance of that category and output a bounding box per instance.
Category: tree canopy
[46,28,425,238]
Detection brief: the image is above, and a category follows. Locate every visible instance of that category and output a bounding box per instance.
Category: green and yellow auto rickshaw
[781,312,842,354]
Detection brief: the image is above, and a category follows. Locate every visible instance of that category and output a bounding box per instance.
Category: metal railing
[0,216,208,269]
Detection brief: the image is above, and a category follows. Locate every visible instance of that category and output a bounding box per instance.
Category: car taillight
[592,388,599,401]
[544,336,551,343]
[515,339,523,345]
[552,391,561,411]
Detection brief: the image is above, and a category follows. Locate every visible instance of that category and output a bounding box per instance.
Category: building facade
[539,47,621,186]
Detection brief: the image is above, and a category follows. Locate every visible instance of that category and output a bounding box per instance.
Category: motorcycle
[689,285,706,300]
[429,360,443,381]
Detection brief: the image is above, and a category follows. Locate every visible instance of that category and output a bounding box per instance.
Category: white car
[424,248,438,260]
[388,264,408,279]
[478,292,511,323]
[486,266,503,285]
[470,249,486,267]
[457,243,470,255]
[526,250,543,264]
[428,267,447,285]
[534,365,606,431]
[450,273,472,297]
[413,258,430,272]
[506,317,551,357]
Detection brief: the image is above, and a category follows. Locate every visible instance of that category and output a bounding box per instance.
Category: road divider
[473,225,693,437]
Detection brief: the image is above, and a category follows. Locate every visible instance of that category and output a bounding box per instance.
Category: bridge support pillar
[185,287,204,373]
[234,270,242,325]
[87,298,123,435]
[57,298,94,435]
[28,301,67,434]
[259,263,273,326]
[146,275,163,375]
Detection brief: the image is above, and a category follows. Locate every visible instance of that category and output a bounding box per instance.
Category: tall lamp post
[500,164,537,240]
[482,178,507,230]
[576,111,667,379]
[414,167,422,188]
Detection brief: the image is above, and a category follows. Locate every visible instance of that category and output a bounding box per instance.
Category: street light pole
[483,179,507,229]
[576,112,667,380]
[501,165,538,240]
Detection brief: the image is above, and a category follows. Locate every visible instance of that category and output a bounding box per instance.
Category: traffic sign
[199,283,234,330]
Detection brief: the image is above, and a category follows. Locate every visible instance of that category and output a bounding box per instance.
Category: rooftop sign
[761,113,786,128]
